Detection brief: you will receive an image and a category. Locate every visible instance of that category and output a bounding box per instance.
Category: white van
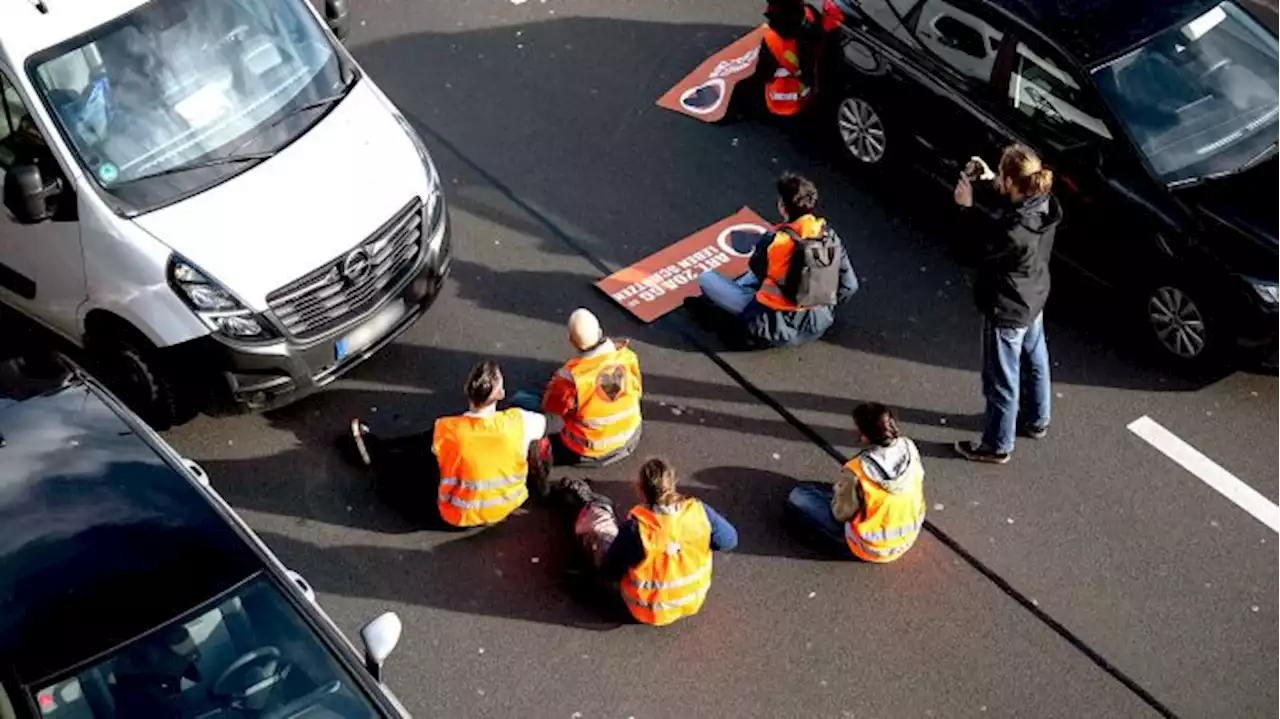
[0,0,452,428]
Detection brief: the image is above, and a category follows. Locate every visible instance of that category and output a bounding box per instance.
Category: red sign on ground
[656,26,767,123]
[596,207,771,323]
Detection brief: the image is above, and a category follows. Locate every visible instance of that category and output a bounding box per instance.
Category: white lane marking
[1127,415,1279,533]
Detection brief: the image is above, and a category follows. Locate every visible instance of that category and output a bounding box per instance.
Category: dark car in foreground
[0,353,412,718]
[822,0,1278,367]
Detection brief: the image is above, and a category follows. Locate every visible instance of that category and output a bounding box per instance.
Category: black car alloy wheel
[836,95,887,165]
[1147,285,1210,360]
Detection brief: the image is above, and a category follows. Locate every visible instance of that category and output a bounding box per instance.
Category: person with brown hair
[786,403,926,561]
[952,144,1062,465]
[341,360,560,527]
[556,458,738,626]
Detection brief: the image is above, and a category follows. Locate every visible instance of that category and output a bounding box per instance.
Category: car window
[1007,41,1113,143]
[31,576,382,719]
[913,0,1004,83]
[0,74,34,169]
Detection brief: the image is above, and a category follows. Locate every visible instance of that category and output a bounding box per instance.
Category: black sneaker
[1021,424,1049,440]
[953,440,1011,465]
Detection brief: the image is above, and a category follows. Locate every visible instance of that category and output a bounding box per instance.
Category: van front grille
[266,198,423,341]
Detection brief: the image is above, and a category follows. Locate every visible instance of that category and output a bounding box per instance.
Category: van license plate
[335,300,406,361]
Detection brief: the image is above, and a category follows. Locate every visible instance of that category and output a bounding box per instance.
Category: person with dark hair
[693,172,859,349]
[785,403,926,562]
[554,458,738,626]
[341,360,562,527]
[749,0,843,117]
[952,144,1061,464]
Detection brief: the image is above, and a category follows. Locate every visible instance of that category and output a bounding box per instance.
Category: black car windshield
[30,575,382,719]
[28,0,351,212]
[1092,2,1278,185]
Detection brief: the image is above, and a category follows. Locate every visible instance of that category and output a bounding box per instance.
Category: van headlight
[168,257,277,341]
[393,113,440,197]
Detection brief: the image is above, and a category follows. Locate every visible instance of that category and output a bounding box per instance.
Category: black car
[0,353,413,718]
[822,0,1278,367]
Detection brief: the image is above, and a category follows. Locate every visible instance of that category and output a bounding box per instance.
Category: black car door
[987,32,1151,288]
[827,0,1011,174]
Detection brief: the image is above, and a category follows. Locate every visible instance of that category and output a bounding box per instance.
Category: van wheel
[91,331,195,430]
[834,93,890,166]
[1143,282,1223,371]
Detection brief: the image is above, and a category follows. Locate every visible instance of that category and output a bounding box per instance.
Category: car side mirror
[3,164,60,224]
[358,612,402,682]
[325,0,351,41]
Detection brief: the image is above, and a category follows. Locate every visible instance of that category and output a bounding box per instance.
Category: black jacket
[967,192,1063,328]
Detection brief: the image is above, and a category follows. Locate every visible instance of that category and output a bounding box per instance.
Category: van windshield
[29,0,352,213]
[30,575,383,719]
[1092,2,1278,185]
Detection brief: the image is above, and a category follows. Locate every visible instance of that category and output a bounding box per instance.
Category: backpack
[781,226,843,307]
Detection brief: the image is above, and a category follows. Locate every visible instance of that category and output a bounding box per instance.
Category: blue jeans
[785,482,848,549]
[698,270,760,316]
[980,312,1051,454]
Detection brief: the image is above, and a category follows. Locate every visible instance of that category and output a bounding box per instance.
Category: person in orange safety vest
[693,172,859,349]
[511,309,643,468]
[342,360,558,528]
[785,403,926,561]
[757,0,844,116]
[553,458,738,626]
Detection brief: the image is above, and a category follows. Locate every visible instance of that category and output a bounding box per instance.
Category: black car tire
[833,91,891,167]
[1141,279,1225,371]
[90,329,196,430]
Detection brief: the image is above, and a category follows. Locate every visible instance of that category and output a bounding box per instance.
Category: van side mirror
[325,0,351,41]
[358,612,402,682]
[3,164,60,224]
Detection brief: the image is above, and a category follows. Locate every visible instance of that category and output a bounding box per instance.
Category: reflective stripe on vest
[754,216,826,311]
[432,409,529,527]
[558,343,643,459]
[622,501,714,626]
[842,443,926,563]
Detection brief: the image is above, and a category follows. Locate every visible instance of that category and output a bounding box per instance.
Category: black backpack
[781,226,843,307]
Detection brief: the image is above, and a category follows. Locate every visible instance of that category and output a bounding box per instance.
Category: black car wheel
[1145,283,1221,368]
[835,94,889,165]
[90,330,195,430]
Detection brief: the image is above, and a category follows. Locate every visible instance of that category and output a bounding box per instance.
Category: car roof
[0,0,146,68]
[991,0,1225,66]
[0,363,261,685]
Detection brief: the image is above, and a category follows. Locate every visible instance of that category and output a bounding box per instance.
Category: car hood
[132,80,430,309]
[1172,156,1280,263]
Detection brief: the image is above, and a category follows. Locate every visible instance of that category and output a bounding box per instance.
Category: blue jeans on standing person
[981,312,1051,454]
[784,482,848,550]
[697,270,761,315]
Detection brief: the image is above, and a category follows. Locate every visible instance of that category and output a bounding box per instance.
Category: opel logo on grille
[342,248,372,283]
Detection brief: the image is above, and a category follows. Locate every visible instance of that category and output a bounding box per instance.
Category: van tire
[89,330,196,430]
[833,91,891,167]
[1139,278,1226,374]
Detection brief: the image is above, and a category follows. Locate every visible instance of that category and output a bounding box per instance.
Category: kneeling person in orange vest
[512,309,643,468]
[694,173,859,349]
[555,458,738,626]
[786,403,925,561]
[344,360,559,527]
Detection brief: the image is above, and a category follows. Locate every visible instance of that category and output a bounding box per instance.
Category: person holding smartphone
[952,145,1062,464]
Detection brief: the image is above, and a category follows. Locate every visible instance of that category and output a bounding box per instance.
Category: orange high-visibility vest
[843,443,926,562]
[432,409,529,527]
[622,500,714,626]
[556,342,643,459]
[762,25,811,116]
[754,214,826,311]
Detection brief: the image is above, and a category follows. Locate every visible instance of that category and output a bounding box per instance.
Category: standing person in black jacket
[952,145,1062,464]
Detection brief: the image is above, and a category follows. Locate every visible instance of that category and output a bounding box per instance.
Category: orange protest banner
[596,207,772,323]
[656,26,767,123]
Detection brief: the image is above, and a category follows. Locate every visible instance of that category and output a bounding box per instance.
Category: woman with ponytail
[953,144,1062,465]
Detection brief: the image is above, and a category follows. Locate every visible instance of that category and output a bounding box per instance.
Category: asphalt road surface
[164,1,1278,717]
